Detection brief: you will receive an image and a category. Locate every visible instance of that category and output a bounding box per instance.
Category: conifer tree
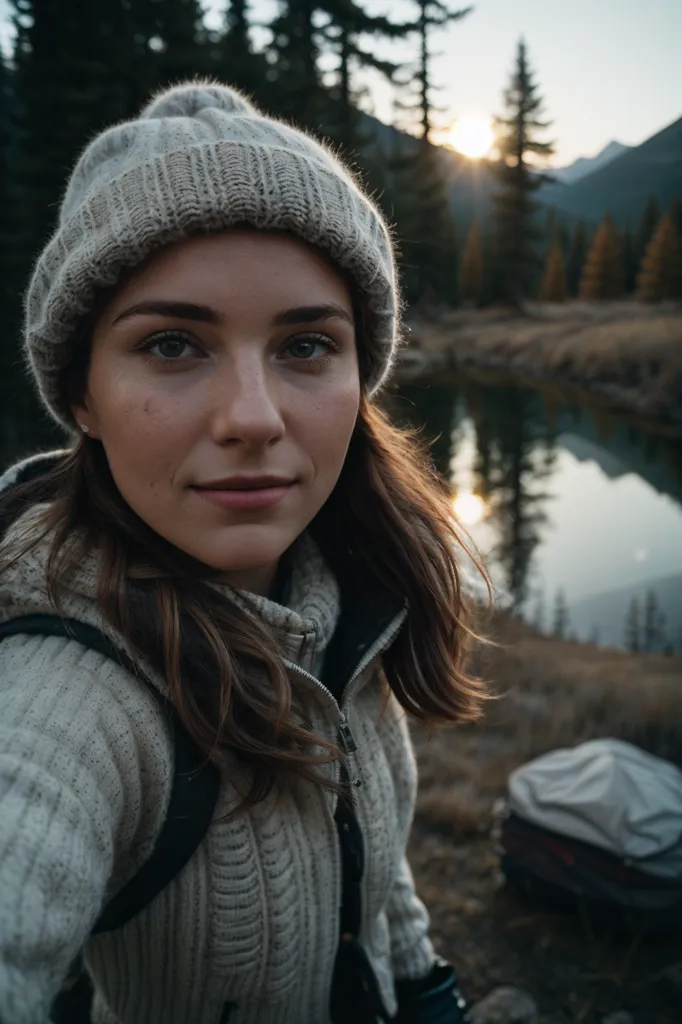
[634,196,661,270]
[320,0,407,150]
[218,0,270,100]
[539,239,567,301]
[636,212,682,301]
[266,1,329,127]
[553,588,569,638]
[492,39,554,305]
[579,214,623,300]
[408,1,471,140]
[621,223,637,294]
[625,596,641,653]
[566,221,588,297]
[670,197,682,239]
[643,590,666,653]
[390,138,459,306]
[459,219,483,305]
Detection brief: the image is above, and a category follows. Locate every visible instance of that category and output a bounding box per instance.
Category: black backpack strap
[0,613,221,933]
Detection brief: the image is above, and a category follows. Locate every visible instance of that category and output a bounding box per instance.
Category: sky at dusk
[1,0,680,167]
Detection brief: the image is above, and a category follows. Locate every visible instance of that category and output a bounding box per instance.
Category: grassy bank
[409,610,682,1023]
[402,301,682,436]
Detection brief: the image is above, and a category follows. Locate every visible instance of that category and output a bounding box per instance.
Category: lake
[388,375,682,654]
[2,374,682,654]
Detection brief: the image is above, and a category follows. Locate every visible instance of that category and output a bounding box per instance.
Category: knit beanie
[24,81,401,430]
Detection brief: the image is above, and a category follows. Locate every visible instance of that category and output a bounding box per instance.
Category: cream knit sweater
[0,509,435,1024]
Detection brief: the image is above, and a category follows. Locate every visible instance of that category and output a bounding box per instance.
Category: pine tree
[579,214,623,300]
[625,596,641,653]
[265,1,329,127]
[539,240,567,301]
[621,223,637,294]
[553,588,569,638]
[643,590,666,653]
[409,1,471,140]
[459,219,483,305]
[217,1,270,101]
[634,195,661,271]
[670,197,682,239]
[566,221,588,297]
[320,1,408,151]
[492,39,555,306]
[139,0,209,88]
[636,212,682,301]
[389,138,459,307]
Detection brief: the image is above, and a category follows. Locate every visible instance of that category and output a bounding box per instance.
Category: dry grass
[402,301,682,433]
[407,610,682,1022]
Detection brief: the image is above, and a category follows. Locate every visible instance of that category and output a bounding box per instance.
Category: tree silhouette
[634,195,661,272]
[566,221,589,297]
[407,1,472,140]
[643,589,667,653]
[459,220,484,305]
[553,588,569,638]
[579,214,623,300]
[492,39,555,305]
[321,0,408,150]
[636,212,682,301]
[539,239,567,301]
[625,596,641,653]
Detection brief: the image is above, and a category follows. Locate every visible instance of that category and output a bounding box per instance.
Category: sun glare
[450,116,494,159]
[452,492,487,526]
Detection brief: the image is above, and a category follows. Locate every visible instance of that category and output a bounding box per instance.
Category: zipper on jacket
[282,605,407,791]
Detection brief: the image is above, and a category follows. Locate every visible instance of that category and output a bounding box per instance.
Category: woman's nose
[208,358,286,449]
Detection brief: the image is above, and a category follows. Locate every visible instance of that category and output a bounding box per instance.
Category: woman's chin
[182,522,300,579]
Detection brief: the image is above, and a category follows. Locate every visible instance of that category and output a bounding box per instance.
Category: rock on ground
[469,986,538,1024]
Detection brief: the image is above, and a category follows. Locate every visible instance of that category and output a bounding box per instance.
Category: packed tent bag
[497,738,682,934]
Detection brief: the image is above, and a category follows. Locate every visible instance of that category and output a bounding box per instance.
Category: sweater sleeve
[0,633,171,1024]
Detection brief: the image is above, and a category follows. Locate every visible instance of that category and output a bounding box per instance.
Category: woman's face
[74,230,361,594]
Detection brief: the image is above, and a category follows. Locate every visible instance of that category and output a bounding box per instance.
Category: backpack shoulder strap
[0,613,221,933]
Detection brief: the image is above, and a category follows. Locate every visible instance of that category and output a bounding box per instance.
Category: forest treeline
[1,1,681,395]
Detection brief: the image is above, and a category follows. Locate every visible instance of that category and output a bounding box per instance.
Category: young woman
[0,83,488,1024]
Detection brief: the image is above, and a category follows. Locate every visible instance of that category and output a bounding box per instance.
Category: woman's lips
[192,484,294,511]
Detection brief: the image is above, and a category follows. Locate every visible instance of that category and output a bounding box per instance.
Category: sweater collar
[215,532,341,678]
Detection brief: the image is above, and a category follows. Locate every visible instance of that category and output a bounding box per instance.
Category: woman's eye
[143,332,198,360]
[283,335,335,360]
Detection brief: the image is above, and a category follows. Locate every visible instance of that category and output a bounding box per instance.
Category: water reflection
[387,374,682,652]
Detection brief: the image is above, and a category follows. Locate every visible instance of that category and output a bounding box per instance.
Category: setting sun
[450,116,494,159]
[452,492,487,526]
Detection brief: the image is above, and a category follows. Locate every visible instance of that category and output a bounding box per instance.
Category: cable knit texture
[24,81,400,430]
[0,508,435,1024]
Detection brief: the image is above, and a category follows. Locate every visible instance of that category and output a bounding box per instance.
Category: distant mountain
[552,141,631,185]
[540,115,682,227]
[569,572,682,652]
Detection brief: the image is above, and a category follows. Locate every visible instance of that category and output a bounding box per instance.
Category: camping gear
[498,739,682,933]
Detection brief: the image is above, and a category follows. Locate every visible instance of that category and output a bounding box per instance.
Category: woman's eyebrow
[274,304,354,327]
[111,300,222,326]
[110,300,354,328]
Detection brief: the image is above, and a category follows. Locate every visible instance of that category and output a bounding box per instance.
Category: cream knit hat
[24,82,400,429]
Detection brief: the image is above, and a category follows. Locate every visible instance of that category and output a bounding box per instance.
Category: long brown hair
[2,294,491,815]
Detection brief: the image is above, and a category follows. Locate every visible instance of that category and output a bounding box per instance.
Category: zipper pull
[337,714,358,754]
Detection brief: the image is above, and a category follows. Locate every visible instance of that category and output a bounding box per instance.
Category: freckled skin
[73,231,361,595]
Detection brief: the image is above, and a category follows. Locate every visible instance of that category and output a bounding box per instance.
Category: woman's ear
[71,398,101,440]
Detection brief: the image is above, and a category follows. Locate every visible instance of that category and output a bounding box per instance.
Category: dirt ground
[407,612,682,1024]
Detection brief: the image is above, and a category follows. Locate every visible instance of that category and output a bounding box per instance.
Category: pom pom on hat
[141,81,256,120]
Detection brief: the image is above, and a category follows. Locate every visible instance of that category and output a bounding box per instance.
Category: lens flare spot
[452,491,487,526]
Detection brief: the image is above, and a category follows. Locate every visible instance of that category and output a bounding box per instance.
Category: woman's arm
[0,633,169,1023]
